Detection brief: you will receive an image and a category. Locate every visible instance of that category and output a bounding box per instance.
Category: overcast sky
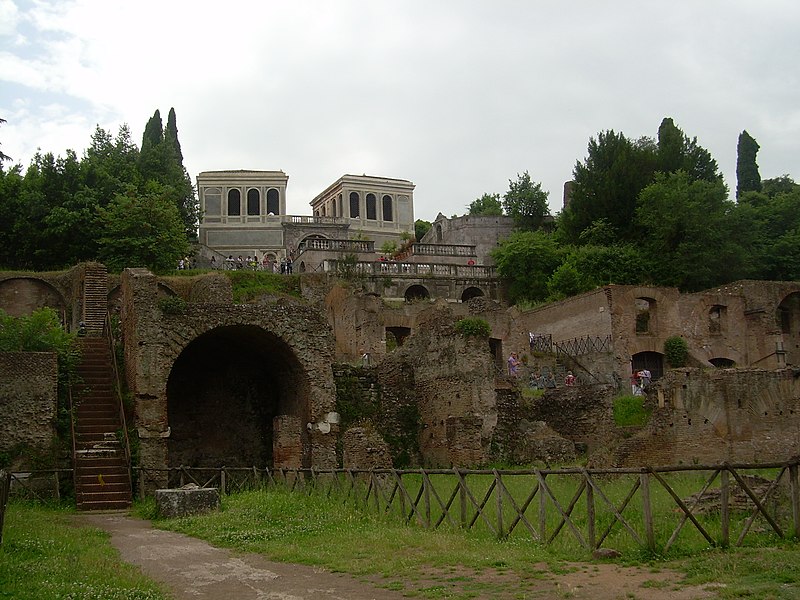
[1,0,798,223]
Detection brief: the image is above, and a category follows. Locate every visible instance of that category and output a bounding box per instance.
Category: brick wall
[614,368,800,466]
[0,352,58,465]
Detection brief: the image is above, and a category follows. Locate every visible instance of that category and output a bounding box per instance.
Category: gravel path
[78,514,406,600]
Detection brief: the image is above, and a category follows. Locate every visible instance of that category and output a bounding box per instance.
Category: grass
[5,470,800,599]
[0,501,168,600]
[224,270,301,302]
[612,394,652,427]
[142,474,800,598]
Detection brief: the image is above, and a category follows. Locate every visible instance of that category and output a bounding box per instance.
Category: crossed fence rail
[3,462,799,551]
[135,460,800,552]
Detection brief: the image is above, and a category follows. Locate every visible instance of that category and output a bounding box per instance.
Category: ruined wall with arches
[120,268,338,490]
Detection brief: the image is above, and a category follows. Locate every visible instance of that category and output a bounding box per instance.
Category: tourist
[565,371,576,386]
[507,352,520,377]
[210,256,217,269]
[639,368,652,388]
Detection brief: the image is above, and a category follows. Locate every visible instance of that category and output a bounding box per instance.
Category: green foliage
[225,270,301,302]
[0,307,79,467]
[664,335,689,367]
[1,502,169,599]
[736,130,761,198]
[559,130,657,243]
[98,188,189,273]
[414,219,431,241]
[157,295,187,315]
[380,240,398,256]
[612,394,652,427]
[491,230,562,303]
[468,192,503,216]
[502,171,550,230]
[0,109,197,271]
[454,317,491,338]
[547,243,647,300]
[400,230,414,242]
[636,171,741,291]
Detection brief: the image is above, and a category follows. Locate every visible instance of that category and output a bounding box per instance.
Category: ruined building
[2,173,800,507]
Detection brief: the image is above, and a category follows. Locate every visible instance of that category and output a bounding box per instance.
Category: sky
[1,1,799,223]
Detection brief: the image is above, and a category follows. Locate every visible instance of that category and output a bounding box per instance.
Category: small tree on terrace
[468,193,503,216]
[502,171,550,230]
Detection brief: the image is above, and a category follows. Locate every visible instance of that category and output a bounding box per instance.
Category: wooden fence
[0,470,10,546]
[136,460,800,552]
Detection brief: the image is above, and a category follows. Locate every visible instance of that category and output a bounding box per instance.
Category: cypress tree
[736,130,762,198]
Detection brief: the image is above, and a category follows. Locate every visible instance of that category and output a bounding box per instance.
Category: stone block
[155,484,220,518]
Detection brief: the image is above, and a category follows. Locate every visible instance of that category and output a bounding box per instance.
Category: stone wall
[0,351,58,465]
[520,384,618,455]
[614,368,800,466]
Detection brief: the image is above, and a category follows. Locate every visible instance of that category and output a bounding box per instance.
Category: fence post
[494,470,504,539]
[422,470,431,528]
[585,470,595,549]
[457,468,467,529]
[0,470,10,547]
[640,471,655,552]
[790,462,800,539]
[537,470,547,543]
[720,468,730,547]
[220,467,226,495]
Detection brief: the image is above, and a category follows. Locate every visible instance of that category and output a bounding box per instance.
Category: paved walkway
[78,514,406,600]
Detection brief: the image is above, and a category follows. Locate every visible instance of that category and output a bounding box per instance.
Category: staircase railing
[67,380,78,501]
[104,312,132,485]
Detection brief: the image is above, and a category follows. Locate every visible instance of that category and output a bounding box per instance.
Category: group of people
[209,254,294,273]
[631,368,652,396]
[507,352,578,388]
[176,256,194,270]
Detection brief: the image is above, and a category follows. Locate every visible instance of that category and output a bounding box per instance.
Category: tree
[468,193,503,216]
[98,187,189,272]
[502,171,550,230]
[657,117,721,183]
[559,131,657,243]
[414,219,431,241]
[636,171,742,290]
[736,130,761,198]
[761,175,797,198]
[490,230,562,303]
[0,118,11,162]
[547,244,648,300]
[138,108,198,239]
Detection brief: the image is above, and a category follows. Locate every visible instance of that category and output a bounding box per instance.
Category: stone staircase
[82,264,108,335]
[72,265,132,511]
[73,337,132,510]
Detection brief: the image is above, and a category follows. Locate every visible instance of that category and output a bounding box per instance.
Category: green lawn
[0,502,168,600]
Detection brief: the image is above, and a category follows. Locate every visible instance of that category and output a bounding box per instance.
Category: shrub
[454,317,491,338]
[157,295,187,315]
[612,394,652,427]
[664,335,689,367]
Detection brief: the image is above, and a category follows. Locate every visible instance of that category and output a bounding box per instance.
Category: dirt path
[78,514,406,600]
[78,513,720,600]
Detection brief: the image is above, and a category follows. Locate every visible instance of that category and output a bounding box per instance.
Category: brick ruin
[2,265,800,477]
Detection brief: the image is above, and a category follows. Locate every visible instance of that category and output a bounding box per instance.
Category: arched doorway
[461,286,484,302]
[631,351,664,382]
[777,292,800,366]
[166,324,310,469]
[404,285,430,302]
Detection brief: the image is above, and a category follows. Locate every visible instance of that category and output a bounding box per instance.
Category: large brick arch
[156,305,337,471]
[122,267,338,487]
